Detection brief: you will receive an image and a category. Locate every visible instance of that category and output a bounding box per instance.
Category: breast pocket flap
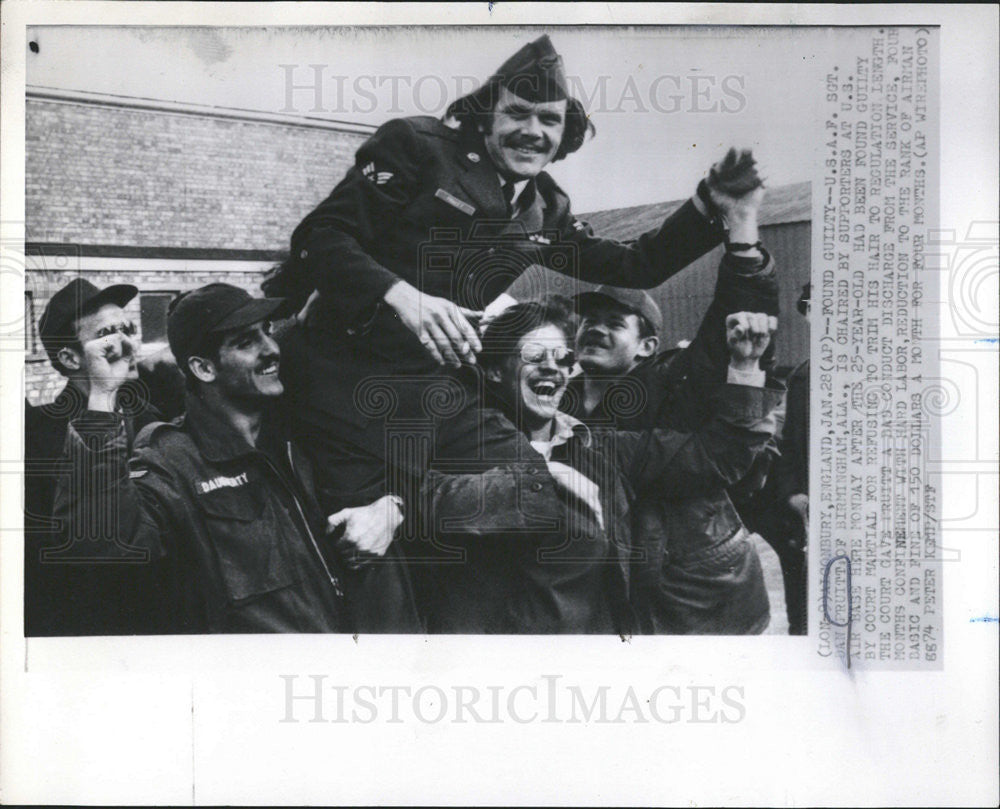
[200,487,298,601]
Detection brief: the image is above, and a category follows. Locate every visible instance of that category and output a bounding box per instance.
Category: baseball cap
[39,278,138,364]
[167,283,284,366]
[575,286,664,335]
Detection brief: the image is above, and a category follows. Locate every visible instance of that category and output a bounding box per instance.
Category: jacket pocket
[681,527,753,574]
[199,488,298,602]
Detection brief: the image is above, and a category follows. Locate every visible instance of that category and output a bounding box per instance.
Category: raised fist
[726,311,777,366]
[83,330,137,395]
[707,147,764,198]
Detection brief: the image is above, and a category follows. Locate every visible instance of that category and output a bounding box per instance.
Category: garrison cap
[576,286,664,336]
[490,35,569,103]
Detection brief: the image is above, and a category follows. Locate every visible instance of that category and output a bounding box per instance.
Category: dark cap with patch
[167,283,284,367]
[39,278,138,364]
[490,35,569,103]
[575,286,664,336]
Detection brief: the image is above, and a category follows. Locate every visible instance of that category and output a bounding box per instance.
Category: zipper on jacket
[263,443,344,599]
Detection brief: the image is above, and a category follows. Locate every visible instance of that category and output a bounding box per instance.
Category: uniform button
[529,481,543,493]
[300,249,309,259]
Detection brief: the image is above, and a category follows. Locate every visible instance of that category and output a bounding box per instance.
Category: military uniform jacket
[53,393,350,634]
[25,382,163,636]
[291,115,721,355]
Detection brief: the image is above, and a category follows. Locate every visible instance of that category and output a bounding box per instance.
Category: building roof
[579,181,810,240]
[26,86,378,135]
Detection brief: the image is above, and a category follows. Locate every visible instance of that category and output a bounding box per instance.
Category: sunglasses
[519,342,576,368]
[94,321,138,340]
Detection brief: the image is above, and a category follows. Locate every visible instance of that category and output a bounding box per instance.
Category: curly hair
[445,80,595,162]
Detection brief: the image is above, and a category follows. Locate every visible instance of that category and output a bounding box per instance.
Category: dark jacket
[25,382,162,636]
[53,393,350,634]
[278,114,722,485]
[289,115,722,331]
[565,252,784,634]
[768,358,809,508]
[421,382,780,634]
[277,115,721,628]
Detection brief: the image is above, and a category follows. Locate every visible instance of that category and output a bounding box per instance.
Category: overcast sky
[26,25,829,211]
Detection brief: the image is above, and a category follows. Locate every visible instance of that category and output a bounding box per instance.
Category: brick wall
[24,94,373,405]
[26,97,369,250]
[24,93,813,403]
[25,264,269,405]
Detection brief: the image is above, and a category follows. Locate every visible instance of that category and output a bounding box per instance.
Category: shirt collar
[497,173,530,203]
[530,410,591,460]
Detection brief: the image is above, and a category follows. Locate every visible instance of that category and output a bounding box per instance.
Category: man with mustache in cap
[564,183,783,634]
[270,35,763,629]
[53,284,409,633]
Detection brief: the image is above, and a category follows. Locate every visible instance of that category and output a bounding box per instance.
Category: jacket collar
[513,178,545,231]
[453,122,486,171]
[182,391,277,464]
[50,379,88,414]
[452,124,550,233]
[551,410,591,447]
[453,126,507,217]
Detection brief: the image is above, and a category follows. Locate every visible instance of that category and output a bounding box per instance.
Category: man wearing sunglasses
[267,35,763,629]
[25,278,164,635]
[418,296,782,634]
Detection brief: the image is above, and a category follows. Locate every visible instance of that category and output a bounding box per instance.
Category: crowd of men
[24,35,809,636]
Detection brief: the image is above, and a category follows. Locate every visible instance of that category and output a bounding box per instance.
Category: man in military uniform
[25,279,163,635]
[271,35,763,627]
[563,182,784,633]
[53,284,407,634]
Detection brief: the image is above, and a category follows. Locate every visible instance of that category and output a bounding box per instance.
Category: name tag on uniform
[198,472,250,494]
[434,188,475,216]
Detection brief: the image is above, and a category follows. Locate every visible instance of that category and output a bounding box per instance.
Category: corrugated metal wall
[509,220,811,369]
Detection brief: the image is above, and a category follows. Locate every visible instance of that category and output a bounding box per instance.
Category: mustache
[579,330,610,348]
[502,134,550,151]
